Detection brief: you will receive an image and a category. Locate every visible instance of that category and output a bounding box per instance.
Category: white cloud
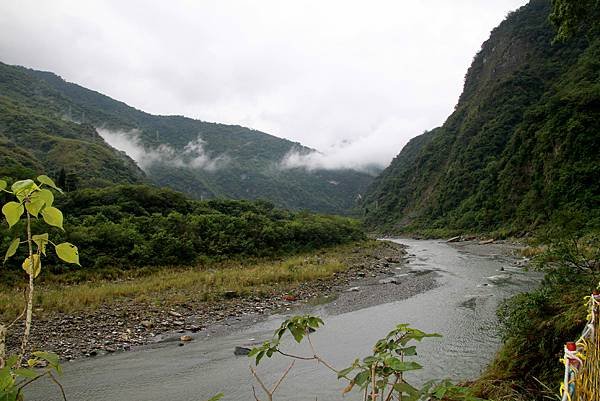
[0,0,528,169]
[97,128,228,171]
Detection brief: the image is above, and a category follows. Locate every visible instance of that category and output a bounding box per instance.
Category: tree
[550,0,600,41]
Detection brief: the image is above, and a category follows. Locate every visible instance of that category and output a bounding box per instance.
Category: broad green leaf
[206,394,224,401]
[14,368,39,379]
[25,197,45,217]
[0,179,6,191]
[255,350,265,365]
[41,206,63,229]
[289,324,304,343]
[3,237,19,264]
[4,355,19,369]
[22,254,41,278]
[37,175,62,193]
[32,233,49,256]
[2,202,24,228]
[400,345,417,356]
[32,351,60,367]
[55,242,80,265]
[387,359,422,372]
[11,179,39,201]
[353,370,370,386]
[35,188,55,207]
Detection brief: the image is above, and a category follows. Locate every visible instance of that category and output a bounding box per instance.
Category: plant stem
[19,210,34,365]
[0,323,5,365]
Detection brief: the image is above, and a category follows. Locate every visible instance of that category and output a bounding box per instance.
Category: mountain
[362,0,600,233]
[0,63,146,188]
[0,62,375,214]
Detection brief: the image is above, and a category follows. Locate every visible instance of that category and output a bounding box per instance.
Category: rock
[169,311,182,318]
[173,320,185,326]
[447,236,462,243]
[345,286,360,292]
[479,239,495,245]
[234,346,252,355]
[378,277,401,285]
[140,320,153,328]
[283,295,297,301]
[180,335,193,342]
[357,272,366,278]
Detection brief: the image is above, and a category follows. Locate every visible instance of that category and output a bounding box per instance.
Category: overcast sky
[0,0,528,170]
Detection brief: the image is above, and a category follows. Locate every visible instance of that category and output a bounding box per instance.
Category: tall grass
[0,253,348,320]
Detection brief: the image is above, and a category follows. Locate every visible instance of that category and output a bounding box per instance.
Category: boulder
[234,346,252,356]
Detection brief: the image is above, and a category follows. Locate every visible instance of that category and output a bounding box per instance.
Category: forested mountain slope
[0,62,374,214]
[0,63,146,187]
[363,0,600,233]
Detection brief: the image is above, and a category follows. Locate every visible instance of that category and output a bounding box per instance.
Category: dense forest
[0,62,375,215]
[0,183,364,280]
[362,0,600,234]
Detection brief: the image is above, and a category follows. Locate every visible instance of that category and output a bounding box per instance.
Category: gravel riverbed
[7,240,436,362]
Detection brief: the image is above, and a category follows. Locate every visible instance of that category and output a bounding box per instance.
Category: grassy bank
[469,267,598,400]
[0,240,381,320]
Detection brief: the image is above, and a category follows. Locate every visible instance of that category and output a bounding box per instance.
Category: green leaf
[11,179,39,202]
[400,346,417,356]
[0,179,6,191]
[32,351,60,367]
[386,359,422,372]
[289,324,304,343]
[55,242,80,265]
[5,355,19,369]
[32,233,49,256]
[205,394,224,401]
[353,370,370,386]
[4,238,19,264]
[2,202,24,228]
[337,366,354,379]
[255,350,265,365]
[22,254,41,278]
[25,197,46,217]
[41,206,63,229]
[434,386,448,399]
[14,368,39,379]
[37,175,62,193]
[35,189,55,207]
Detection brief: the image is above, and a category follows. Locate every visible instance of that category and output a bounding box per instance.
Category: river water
[29,239,541,401]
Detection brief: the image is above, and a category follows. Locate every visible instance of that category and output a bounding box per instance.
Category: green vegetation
[362,0,600,234]
[0,64,146,186]
[247,315,483,401]
[0,61,374,215]
[469,213,599,400]
[1,176,77,401]
[0,249,350,320]
[0,183,365,282]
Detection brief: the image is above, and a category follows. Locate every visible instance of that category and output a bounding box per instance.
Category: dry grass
[0,248,357,320]
[518,245,546,258]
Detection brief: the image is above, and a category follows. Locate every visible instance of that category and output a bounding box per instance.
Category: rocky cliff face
[362,0,600,232]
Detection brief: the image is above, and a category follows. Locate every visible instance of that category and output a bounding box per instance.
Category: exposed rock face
[363,0,600,232]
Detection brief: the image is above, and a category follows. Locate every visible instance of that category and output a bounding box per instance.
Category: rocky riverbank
[8,240,412,361]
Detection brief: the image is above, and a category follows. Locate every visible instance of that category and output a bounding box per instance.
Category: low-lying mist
[97,128,229,171]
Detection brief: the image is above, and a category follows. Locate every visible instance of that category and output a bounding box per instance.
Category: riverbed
[28,239,541,401]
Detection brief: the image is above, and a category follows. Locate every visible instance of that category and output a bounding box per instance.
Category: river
[29,239,541,401]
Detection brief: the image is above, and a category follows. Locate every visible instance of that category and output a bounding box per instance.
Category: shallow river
[29,239,541,401]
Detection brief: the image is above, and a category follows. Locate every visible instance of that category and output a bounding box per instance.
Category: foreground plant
[1,176,80,400]
[248,315,485,401]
